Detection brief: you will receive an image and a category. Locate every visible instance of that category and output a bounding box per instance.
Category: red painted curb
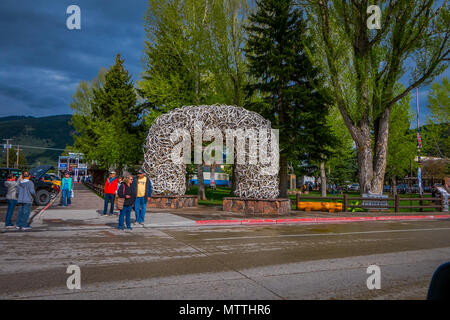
[195,214,450,226]
[241,219,277,225]
[195,219,241,225]
[276,218,316,224]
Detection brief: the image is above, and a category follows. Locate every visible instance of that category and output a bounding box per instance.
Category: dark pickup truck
[0,165,56,206]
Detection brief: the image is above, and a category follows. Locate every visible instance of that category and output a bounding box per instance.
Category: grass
[186,186,232,206]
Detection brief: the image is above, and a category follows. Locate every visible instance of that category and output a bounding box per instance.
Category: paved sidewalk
[23,206,449,232]
[16,183,448,231]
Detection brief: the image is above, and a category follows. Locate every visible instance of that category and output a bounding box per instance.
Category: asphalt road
[0,219,449,299]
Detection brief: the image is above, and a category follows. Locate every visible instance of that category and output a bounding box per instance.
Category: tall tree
[423,76,450,158]
[90,54,142,172]
[303,0,449,194]
[386,93,417,194]
[139,0,251,200]
[71,55,143,173]
[69,68,107,159]
[245,0,335,198]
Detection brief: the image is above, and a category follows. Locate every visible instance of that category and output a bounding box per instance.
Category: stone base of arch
[223,198,291,215]
[148,195,198,209]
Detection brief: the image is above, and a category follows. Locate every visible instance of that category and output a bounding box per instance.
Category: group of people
[4,171,36,231]
[103,169,152,230]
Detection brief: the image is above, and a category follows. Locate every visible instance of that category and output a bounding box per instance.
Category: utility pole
[416,72,423,196]
[3,139,12,168]
[16,145,20,168]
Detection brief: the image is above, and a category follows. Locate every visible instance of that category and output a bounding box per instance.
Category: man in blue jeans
[103,171,118,215]
[61,172,73,206]
[4,173,18,229]
[16,171,35,231]
[131,169,152,225]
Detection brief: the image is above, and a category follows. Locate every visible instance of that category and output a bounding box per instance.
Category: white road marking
[204,227,450,241]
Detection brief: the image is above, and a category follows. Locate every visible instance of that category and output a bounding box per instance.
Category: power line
[4,144,74,152]
[3,138,12,167]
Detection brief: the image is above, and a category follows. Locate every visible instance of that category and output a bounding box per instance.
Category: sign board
[78,163,87,169]
[58,163,68,169]
[3,144,11,149]
[362,192,388,210]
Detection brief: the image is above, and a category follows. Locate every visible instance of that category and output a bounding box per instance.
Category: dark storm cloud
[0,0,147,117]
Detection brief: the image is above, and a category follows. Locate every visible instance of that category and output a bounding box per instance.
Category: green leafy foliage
[245,0,336,196]
[386,94,417,182]
[70,55,144,172]
[139,0,249,127]
[422,77,450,158]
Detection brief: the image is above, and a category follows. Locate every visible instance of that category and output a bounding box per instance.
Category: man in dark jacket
[131,168,152,225]
[117,175,136,230]
[16,171,35,231]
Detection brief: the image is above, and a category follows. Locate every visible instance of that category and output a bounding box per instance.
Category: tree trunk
[320,161,327,197]
[372,108,390,194]
[352,109,390,195]
[197,164,206,200]
[279,154,288,198]
[210,164,216,190]
[392,176,397,196]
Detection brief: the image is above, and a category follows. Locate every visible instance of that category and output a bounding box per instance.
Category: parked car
[348,183,359,192]
[411,184,421,193]
[0,165,55,206]
[383,185,391,193]
[42,174,61,187]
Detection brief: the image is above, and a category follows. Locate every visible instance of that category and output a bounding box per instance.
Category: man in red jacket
[103,171,119,216]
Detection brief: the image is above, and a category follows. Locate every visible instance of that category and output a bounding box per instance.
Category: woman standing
[4,173,18,229]
[117,175,135,230]
[61,172,73,207]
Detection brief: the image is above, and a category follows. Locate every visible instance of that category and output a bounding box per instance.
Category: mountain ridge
[0,114,74,167]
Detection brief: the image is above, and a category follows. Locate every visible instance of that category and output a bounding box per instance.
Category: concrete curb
[29,191,61,224]
[195,214,450,226]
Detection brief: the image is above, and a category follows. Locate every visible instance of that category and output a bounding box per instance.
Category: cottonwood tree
[69,68,107,159]
[386,93,417,195]
[245,0,336,198]
[139,0,251,199]
[423,76,450,158]
[302,0,449,193]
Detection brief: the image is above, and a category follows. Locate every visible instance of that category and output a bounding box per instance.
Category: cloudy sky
[0,0,146,117]
[0,1,448,126]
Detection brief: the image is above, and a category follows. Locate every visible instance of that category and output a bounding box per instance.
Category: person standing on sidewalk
[103,171,119,216]
[132,168,152,226]
[113,176,123,215]
[4,173,18,229]
[61,172,73,207]
[16,171,35,231]
[117,175,135,230]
